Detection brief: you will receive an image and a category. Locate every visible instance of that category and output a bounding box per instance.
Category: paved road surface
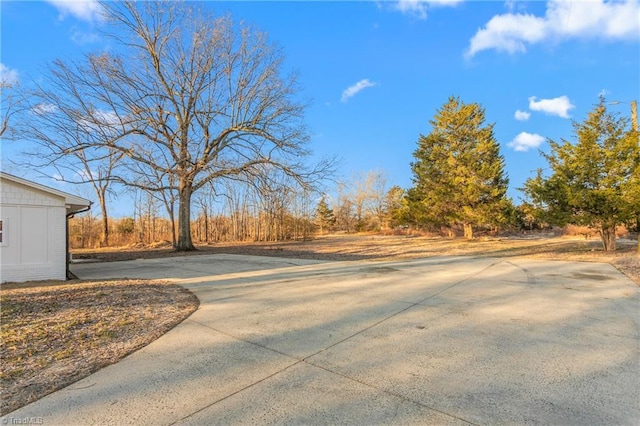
[4,254,639,425]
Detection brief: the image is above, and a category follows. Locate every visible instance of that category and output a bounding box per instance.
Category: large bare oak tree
[28,1,328,250]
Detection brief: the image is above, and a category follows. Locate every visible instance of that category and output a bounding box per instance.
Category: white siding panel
[0,180,66,207]
[21,206,48,264]
[50,206,66,279]
[0,206,20,264]
[0,179,68,283]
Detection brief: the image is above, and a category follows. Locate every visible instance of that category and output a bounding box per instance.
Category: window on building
[0,219,5,246]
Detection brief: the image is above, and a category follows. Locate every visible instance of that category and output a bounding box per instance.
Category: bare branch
[22,1,336,250]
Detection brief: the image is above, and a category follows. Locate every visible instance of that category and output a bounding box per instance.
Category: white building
[0,172,91,283]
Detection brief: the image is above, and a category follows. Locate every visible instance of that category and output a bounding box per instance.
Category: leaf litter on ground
[0,279,198,415]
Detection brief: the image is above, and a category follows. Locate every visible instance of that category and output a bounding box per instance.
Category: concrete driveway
[4,254,639,425]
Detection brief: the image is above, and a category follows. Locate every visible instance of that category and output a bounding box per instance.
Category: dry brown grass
[0,280,198,415]
[74,234,640,284]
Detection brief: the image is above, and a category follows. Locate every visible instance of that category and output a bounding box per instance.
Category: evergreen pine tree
[316,196,335,234]
[522,97,639,251]
[409,96,509,238]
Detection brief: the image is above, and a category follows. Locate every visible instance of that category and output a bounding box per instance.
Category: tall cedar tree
[522,97,639,252]
[316,196,335,234]
[408,96,509,238]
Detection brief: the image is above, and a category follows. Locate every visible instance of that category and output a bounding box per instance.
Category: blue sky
[1,0,639,216]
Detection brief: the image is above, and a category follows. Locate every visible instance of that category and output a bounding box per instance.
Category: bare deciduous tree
[21,78,124,247]
[0,78,20,139]
[28,1,333,251]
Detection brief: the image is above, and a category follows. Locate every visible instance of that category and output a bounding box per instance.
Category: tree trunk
[463,223,474,239]
[600,225,617,252]
[203,206,209,243]
[169,202,176,248]
[146,206,152,244]
[636,214,639,255]
[98,192,109,247]
[177,182,196,251]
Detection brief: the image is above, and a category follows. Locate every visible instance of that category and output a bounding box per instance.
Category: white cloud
[71,28,100,45]
[0,63,19,86]
[341,79,377,103]
[426,0,463,5]
[94,110,120,125]
[508,132,545,152]
[46,0,104,22]
[393,0,428,19]
[466,0,640,57]
[514,110,531,121]
[392,0,463,19]
[528,95,574,118]
[32,103,59,115]
[466,13,547,56]
[504,0,517,12]
[78,109,122,132]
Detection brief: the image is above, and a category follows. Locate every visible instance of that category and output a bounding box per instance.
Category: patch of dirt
[0,280,198,415]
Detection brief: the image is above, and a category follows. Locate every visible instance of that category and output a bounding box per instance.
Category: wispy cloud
[503,0,519,13]
[529,95,574,119]
[514,110,530,121]
[45,0,104,23]
[466,0,640,58]
[390,0,463,20]
[77,109,122,133]
[341,79,377,103]
[71,27,100,45]
[508,132,545,152]
[0,63,19,86]
[32,103,59,115]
